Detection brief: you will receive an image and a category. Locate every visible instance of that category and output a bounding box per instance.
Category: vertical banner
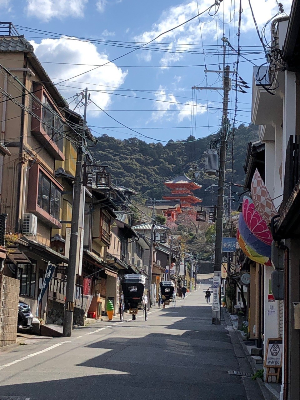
[83,278,92,295]
[179,260,185,275]
[36,263,56,316]
[212,274,221,311]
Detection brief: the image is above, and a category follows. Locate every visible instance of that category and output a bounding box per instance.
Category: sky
[0,0,293,144]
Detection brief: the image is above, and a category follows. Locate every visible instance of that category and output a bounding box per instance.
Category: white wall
[282,70,296,179]
[263,265,280,364]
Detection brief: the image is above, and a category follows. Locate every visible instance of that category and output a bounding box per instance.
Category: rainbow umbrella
[238,213,271,259]
[237,230,271,266]
[251,169,277,225]
[242,196,273,245]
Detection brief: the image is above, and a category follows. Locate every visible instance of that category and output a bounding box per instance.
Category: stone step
[252,355,263,364]
[251,347,263,356]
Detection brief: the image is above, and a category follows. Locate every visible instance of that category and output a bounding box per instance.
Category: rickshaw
[160,281,175,308]
[120,274,147,321]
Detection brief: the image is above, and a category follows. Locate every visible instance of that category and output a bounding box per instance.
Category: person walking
[205,289,211,303]
[181,286,187,299]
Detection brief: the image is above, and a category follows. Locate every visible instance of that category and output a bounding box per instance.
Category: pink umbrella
[251,169,277,225]
[242,196,273,245]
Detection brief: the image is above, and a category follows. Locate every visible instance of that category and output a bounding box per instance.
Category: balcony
[27,163,63,229]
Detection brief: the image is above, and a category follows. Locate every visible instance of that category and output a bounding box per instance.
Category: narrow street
[0,281,264,400]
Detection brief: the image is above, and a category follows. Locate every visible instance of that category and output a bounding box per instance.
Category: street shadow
[0,307,246,400]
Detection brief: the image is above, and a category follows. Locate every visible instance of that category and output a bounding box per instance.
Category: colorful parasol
[251,169,277,225]
[238,213,271,259]
[237,230,270,265]
[242,196,273,245]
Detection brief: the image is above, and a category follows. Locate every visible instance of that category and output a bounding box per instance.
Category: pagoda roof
[163,194,202,204]
[165,175,202,190]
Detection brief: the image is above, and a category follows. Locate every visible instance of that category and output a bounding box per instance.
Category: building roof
[0,35,34,52]
[165,175,202,190]
[132,223,167,231]
[0,29,68,108]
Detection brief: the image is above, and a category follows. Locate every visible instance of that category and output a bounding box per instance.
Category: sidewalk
[224,309,280,400]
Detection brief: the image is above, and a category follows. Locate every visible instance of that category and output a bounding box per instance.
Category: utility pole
[193,38,231,325]
[63,88,88,337]
[148,199,155,310]
[168,235,173,280]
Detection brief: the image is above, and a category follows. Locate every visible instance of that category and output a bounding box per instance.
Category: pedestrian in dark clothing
[182,286,187,299]
[205,289,211,303]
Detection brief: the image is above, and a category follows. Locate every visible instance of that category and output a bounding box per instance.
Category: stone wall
[47,299,85,326]
[0,274,19,347]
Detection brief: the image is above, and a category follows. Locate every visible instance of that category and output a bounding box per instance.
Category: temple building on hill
[162,175,202,222]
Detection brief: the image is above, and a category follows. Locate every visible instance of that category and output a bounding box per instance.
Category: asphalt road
[0,282,264,400]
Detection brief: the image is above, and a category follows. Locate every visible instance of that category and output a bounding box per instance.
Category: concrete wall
[0,274,19,347]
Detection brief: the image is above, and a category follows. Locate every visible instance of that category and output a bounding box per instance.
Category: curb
[224,309,279,400]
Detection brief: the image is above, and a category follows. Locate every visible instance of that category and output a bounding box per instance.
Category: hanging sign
[222,238,237,252]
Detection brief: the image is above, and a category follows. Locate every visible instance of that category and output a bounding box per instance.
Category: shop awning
[105,268,117,278]
[18,237,68,264]
[7,249,31,265]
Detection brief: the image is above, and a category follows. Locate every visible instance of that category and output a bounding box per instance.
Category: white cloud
[134,0,293,66]
[0,0,11,8]
[25,0,88,21]
[102,29,115,37]
[151,85,207,122]
[31,37,127,115]
[178,101,207,122]
[96,0,107,13]
[151,86,178,121]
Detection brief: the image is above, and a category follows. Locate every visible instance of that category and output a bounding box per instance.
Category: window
[37,171,61,221]
[18,263,36,298]
[42,94,63,152]
[101,212,111,244]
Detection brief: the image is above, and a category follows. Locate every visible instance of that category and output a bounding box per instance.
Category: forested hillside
[91,124,258,206]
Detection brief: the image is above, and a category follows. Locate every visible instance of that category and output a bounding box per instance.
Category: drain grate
[228,370,252,377]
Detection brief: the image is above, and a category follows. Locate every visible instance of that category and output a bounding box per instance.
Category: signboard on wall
[212,275,221,311]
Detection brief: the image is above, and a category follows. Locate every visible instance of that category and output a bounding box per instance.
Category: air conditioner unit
[22,213,37,235]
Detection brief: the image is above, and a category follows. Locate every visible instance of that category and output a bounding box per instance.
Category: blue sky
[0,0,292,143]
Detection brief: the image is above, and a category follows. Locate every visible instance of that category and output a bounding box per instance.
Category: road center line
[0,341,71,371]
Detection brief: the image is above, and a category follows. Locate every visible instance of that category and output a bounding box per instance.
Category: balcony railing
[283,135,300,206]
[0,22,19,37]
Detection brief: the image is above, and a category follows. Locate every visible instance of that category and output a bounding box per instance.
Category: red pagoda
[162,175,202,221]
